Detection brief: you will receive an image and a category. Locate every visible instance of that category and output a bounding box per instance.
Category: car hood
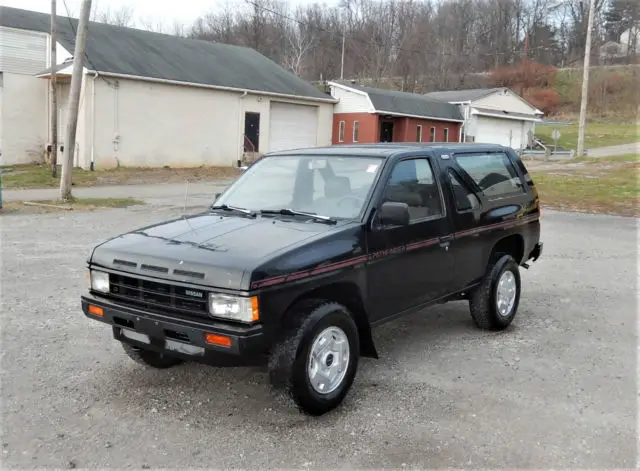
[89,212,346,290]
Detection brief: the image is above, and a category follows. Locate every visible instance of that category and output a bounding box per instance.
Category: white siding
[0,27,47,75]
[330,85,371,113]
[87,77,334,169]
[473,90,539,115]
[474,116,526,150]
[0,72,47,165]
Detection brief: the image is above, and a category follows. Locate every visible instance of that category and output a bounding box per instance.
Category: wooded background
[80,0,640,117]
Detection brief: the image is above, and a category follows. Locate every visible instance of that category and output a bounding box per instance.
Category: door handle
[439,235,453,250]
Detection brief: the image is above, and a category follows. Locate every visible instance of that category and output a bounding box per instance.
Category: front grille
[107,273,209,318]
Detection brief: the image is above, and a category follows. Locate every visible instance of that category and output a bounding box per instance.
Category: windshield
[214,155,384,219]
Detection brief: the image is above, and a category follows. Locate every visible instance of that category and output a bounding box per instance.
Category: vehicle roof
[265,143,512,159]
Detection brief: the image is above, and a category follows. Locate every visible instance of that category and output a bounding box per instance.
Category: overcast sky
[0,0,340,28]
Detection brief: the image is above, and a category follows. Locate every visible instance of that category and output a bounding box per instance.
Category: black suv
[81,143,542,416]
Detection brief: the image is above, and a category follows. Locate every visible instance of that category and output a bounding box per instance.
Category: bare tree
[93,4,135,27]
[283,7,316,75]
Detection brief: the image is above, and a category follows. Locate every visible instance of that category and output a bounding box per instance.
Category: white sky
[1,0,339,28]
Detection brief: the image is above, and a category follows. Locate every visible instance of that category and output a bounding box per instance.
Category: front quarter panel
[250,224,368,332]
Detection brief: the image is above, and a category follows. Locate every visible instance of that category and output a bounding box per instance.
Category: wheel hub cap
[496,270,517,316]
[307,326,350,394]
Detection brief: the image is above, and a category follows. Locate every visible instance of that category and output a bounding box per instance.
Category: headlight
[90,270,110,293]
[208,294,259,323]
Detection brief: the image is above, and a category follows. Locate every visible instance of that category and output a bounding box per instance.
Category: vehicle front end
[82,254,270,366]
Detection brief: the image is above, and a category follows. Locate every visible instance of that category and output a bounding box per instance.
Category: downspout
[90,72,98,170]
[237,90,248,167]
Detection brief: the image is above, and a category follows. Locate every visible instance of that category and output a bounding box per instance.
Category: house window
[353,120,359,142]
[443,128,449,142]
[416,125,422,142]
[429,127,436,142]
[338,120,345,142]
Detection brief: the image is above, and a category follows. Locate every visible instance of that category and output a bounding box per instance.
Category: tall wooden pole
[576,0,595,158]
[60,0,92,201]
[50,0,58,177]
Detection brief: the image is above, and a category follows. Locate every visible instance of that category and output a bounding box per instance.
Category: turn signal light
[88,305,104,317]
[205,333,232,347]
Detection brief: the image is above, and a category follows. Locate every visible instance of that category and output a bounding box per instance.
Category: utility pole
[60,0,92,201]
[340,31,345,80]
[576,0,595,158]
[50,0,58,178]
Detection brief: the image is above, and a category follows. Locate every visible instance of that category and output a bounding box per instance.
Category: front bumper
[81,294,268,365]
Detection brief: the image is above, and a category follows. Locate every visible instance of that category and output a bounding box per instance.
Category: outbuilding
[0,6,335,168]
[328,82,464,146]
[424,88,544,151]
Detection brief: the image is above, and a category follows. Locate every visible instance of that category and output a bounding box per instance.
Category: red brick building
[329,82,463,146]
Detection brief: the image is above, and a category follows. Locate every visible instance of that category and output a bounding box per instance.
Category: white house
[0,6,335,169]
[424,88,544,151]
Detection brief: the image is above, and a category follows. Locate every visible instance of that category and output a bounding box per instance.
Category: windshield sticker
[366,164,379,173]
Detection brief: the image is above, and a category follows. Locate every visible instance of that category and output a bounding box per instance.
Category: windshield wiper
[260,208,336,224]
[210,204,256,217]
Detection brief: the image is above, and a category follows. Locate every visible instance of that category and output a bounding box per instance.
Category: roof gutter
[93,71,338,104]
[471,109,542,122]
[375,110,464,123]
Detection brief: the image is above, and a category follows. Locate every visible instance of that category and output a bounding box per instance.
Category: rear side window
[448,170,479,211]
[454,152,524,199]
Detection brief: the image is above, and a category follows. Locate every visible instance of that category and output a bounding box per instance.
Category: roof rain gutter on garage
[375,110,464,123]
[88,71,339,104]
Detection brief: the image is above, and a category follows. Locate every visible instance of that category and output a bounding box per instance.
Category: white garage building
[0,6,335,168]
[425,88,544,151]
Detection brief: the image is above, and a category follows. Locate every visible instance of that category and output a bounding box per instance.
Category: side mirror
[378,201,410,227]
[214,192,221,200]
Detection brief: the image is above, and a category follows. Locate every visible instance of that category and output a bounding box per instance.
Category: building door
[244,112,260,152]
[380,121,394,142]
[268,102,318,152]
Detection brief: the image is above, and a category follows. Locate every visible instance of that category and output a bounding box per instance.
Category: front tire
[121,343,184,369]
[469,254,521,330]
[268,300,360,416]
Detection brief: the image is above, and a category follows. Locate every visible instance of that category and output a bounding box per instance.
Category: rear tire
[121,343,184,369]
[469,254,521,330]
[268,300,360,416]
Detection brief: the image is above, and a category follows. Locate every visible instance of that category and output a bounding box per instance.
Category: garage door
[268,102,318,152]
[474,116,524,150]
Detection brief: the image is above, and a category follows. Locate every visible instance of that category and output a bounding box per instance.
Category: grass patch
[0,164,242,190]
[530,161,639,217]
[535,121,639,150]
[1,197,144,214]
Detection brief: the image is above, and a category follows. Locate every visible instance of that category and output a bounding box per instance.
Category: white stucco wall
[88,77,333,169]
[0,72,47,165]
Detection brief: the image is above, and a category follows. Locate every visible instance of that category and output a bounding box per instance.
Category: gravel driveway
[1,206,636,469]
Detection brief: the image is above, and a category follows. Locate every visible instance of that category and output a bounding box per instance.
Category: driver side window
[381,158,443,222]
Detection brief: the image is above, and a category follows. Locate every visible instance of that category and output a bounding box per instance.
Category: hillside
[326,65,640,121]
